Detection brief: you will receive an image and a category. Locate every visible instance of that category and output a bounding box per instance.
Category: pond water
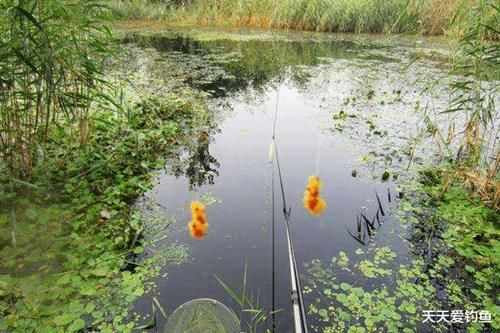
[121,26,451,332]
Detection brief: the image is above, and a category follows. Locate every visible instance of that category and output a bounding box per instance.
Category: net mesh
[164,298,239,333]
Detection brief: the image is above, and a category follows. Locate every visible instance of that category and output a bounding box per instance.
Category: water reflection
[125,29,450,332]
[171,130,220,190]
[123,34,393,97]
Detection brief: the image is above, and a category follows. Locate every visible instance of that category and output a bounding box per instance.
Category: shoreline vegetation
[1,0,498,332]
[0,1,205,331]
[110,0,498,37]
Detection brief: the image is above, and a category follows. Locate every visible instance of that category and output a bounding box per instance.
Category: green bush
[0,0,113,179]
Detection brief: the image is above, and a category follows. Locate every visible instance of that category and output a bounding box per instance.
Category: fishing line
[272,88,280,139]
[314,135,324,176]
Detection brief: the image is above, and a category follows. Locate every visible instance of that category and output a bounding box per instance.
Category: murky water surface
[122,26,451,332]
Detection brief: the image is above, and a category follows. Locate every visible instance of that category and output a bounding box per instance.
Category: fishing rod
[269,90,309,333]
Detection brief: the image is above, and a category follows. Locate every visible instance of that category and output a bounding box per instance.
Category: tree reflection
[123,34,371,97]
[172,129,220,190]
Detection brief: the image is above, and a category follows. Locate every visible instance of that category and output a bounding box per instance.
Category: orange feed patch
[303,175,326,216]
[190,201,205,216]
[188,201,209,240]
[189,220,207,240]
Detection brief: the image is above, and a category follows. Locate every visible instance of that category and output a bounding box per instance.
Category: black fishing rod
[269,90,309,333]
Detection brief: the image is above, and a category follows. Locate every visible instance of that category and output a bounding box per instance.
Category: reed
[447,0,499,208]
[0,0,113,180]
[421,0,499,208]
[110,0,493,36]
[110,0,174,20]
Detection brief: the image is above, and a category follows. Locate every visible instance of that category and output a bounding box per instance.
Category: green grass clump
[0,2,197,331]
[0,90,202,332]
[110,0,174,20]
[0,0,113,179]
[110,0,497,36]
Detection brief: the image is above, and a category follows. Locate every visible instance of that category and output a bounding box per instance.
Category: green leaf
[85,302,96,313]
[92,310,104,319]
[54,313,76,326]
[318,309,329,320]
[340,282,351,291]
[351,287,364,297]
[355,248,365,255]
[133,246,144,254]
[90,267,111,277]
[68,319,86,332]
[133,287,144,297]
[56,274,71,286]
[391,312,402,320]
[80,285,97,296]
[336,293,348,304]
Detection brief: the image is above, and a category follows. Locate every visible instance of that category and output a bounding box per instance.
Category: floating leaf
[67,319,86,332]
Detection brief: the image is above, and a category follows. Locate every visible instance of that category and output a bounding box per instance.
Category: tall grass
[215,262,271,332]
[111,0,494,36]
[111,0,174,20]
[0,0,113,180]
[183,0,418,33]
[446,0,499,208]
[422,0,499,208]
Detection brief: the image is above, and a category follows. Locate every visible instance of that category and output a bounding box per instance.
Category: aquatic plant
[0,0,114,179]
[305,231,499,332]
[188,201,209,239]
[111,0,174,20]
[0,67,206,332]
[110,0,494,37]
[446,0,499,208]
[346,190,392,246]
[215,262,271,333]
[305,248,441,332]
[303,175,326,216]
[420,0,499,209]
[394,174,499,332]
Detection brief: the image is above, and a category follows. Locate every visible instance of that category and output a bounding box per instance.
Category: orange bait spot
[308,197,319,209]
[189,220,207,240]
[196,215,206,224]
[303,176,326,216]
[190,201,206,216]
[188,201,209,240]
